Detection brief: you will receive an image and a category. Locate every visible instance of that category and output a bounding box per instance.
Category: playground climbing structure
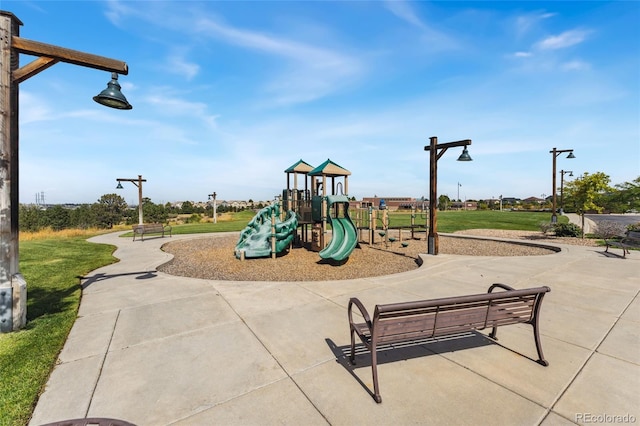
[235,203,298,259]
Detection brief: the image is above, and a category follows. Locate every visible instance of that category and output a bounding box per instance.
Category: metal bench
[348,284,550,403]
[132,223,172,241]
[605,230,640,258]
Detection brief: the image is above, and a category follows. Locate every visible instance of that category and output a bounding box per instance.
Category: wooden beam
[12,36,128,75]
[13,56,59,84]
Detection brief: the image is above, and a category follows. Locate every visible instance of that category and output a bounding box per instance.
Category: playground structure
[236,159,359,261]
[235,158,429,261]
[351,204,428,249]
[234,203,298,259]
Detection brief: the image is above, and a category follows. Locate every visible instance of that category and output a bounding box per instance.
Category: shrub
[593,221,626,239]
[539,221,554,235]
[185,213,202,224]
[627,222,640,232]
[553,223,582,237]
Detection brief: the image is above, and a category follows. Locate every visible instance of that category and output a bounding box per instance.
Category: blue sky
[6,0,640,205]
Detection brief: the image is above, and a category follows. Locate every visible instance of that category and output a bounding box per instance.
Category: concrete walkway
[30,231,639,426]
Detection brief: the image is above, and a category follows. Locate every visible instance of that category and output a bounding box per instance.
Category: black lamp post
[424,137,472,255]
[550,148,575,223]
[0,11,131,333]
[559,170,573,214]
[116,176,146,225]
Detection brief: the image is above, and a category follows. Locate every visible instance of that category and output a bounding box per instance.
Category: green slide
[319,196,358,262]
[235,203,298,259]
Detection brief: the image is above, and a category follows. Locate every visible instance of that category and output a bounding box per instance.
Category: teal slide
[235,203,298,259]
[319,196,358,262]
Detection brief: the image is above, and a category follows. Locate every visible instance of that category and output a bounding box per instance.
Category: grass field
[0,209,560,425]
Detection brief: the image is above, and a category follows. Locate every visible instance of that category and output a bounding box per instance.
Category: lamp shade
[457,146,472,161]
[116,182,124,189]
[94,73,132,110]
[566,152,576,159]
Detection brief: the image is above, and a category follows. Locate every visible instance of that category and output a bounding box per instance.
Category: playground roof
[284,159,314,174]
[308,159,351,177]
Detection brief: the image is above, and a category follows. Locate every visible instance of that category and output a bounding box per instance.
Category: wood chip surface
[158,230,595,282]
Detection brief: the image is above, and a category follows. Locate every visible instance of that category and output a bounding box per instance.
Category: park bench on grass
[604,230,640,258]
[132,223,172,241]
[348,284,550,403]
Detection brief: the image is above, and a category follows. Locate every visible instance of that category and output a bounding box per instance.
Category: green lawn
[0,237,117,426]
[0,209,565,425]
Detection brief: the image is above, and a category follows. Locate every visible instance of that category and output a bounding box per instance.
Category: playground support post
[424,137,472,255]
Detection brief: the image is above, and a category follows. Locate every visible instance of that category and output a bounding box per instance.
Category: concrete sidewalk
[30,232,639,426]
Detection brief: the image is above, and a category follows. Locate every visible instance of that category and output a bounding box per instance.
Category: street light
[116,176,146,225]
[0,11,131,333]
[550,148,575,223]
[424,136,473,255]
[208,192,217,224]
[560,170,573,214]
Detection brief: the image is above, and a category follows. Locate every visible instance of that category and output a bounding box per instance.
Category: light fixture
[457,146,473,161]
[94,72,133,110]
[116,182,124,189]
[566,152,576,159]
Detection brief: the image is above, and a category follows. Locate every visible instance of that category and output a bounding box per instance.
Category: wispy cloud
[145,94,219,129]
[536,29,590,50]
[561,60,590,71]
[194,16,363,106]
[165,53,200,81]
[514,11,556,38]
[384,0,426,30]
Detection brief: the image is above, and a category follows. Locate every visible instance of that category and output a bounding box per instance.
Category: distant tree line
[441,175,639,214]
[18,194,254,232]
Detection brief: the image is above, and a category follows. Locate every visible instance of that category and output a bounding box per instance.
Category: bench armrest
[487,283,515,293]
[348,297,372,331]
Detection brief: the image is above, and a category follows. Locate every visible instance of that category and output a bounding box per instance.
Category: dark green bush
[553,222,582,237]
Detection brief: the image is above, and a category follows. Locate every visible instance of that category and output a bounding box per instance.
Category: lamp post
[116,176,146,225]
[0,11,131,333]
[424,136,472,255]
[559,170,573,214]
[550,148,575,223]
[208,192,217,224]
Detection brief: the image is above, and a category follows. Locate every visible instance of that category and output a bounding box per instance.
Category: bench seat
[132,223,172,241]
[605,230,640,258]
[348,284,550,402]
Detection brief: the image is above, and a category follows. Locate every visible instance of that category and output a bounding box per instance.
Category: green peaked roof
[284,159,314,174]
[309,159,351,177]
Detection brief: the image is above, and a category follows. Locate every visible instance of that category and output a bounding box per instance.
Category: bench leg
[370,347,382,403]
[349,327,356,364]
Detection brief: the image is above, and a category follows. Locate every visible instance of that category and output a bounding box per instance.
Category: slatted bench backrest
[372,288,546,345]
[133,224,165,233]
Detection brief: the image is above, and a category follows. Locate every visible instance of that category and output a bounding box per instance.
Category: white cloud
[384,0,426,29]
[536,29,590,50]
[194,16,363,106]
[166,54,200,81]
[514,51,533,58]
[514,11,556,37]
[561,60,590,71]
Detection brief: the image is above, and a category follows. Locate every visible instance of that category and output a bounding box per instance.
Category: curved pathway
[30,232,639,426]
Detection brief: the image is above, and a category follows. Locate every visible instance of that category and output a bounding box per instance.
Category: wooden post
[271,211,276,259]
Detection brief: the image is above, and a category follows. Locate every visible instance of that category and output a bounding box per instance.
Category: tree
[564,172,612,214]
[612,176,640,213]
[44,205,71,231]
[437,195,450,211]
[19,204,45,232]
[93,193,128,228]
[564,172,612,237]
[180,200,195,214]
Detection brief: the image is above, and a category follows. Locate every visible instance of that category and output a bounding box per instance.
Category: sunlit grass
[0,236,117,426]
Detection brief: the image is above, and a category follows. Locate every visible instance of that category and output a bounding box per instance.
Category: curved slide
[319,215,358,262]
[235,204,298,259]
